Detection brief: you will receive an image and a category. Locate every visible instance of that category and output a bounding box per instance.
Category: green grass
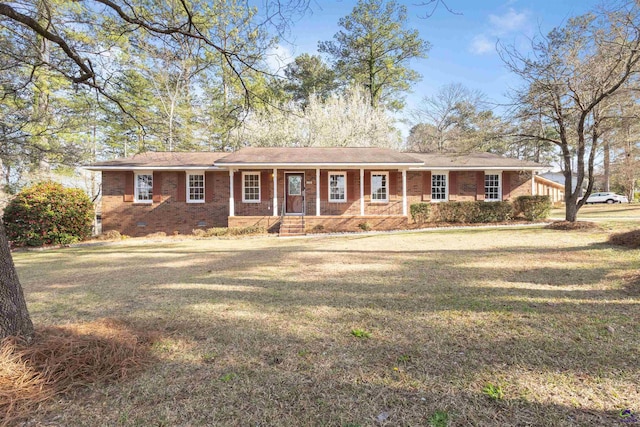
[12,221,640,426]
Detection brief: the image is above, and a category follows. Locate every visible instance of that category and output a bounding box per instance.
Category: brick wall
[103,169,536,236]
[305,215,408,233]
[102,171,229,236]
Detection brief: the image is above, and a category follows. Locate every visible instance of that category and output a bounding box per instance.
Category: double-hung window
[134,172,153,203]
[329,172,346,203]
[485,173,501,201]
[371,172,388,202]
[242,172,260,203]
[431,173,447,201]
[187,172,205,203]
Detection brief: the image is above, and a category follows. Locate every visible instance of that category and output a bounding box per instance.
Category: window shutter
[502,172,511,200]
[152,172,162,203]
[449,172,458,199]
[320,171,328,201]
[389,171,397,200]
[205,172,215,202]
[261,171,270,202]
[176,172,186,202]
[422,171,431,201]
[347,171,356,202]
[234,172,242,201]
[364,171,371,199]
[476,171,485,201]
[124,171,134,202]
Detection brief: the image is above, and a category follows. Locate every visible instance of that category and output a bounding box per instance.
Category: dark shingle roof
[86,152,228,170]
[215,147,423,166]
[86,148,547,171]
[407,152,546,170]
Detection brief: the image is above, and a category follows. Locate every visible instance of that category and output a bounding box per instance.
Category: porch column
[316,168,321,216]
[229,169,235,217]
[273,168,278,216]
[402,169,407,216]
[360,168,365,216]
[531,171,536,195]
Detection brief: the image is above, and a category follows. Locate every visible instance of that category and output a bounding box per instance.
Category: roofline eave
[215,162,423,168]
[409,166,549,171]
[84,166,225,171]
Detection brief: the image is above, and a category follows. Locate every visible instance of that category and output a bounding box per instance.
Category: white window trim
[371,171,389,203]
[328,171,347,203]
[134,171,153,204]
[485,171,502,202]
[186,171,205,204]
[242,171,261,203]
[431,171,449,203]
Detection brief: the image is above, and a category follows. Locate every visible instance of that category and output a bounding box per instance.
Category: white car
[583,192,629,204]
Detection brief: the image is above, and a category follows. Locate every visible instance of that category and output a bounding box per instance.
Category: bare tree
[409,83,503,153]
[0,0,311,341]
[501,2,640,222]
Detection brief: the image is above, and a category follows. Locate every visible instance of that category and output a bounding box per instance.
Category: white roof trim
[84,166,224,171]
[216,162,421,168]
[410,166,547,171]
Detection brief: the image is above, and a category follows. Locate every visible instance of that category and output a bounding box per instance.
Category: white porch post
[531,171,536,195]
[229,169,235,217]
[273,168,278,216]
[360,168,365,216]
[316,168,321,216]
[402,169,407,216]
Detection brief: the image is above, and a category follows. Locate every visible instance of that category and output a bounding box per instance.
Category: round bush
[3,181,94,246]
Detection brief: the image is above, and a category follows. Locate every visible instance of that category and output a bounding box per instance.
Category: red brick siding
[102,169,536,236]
[227,216,281,231]
[102,171,229,237]
[234,170,273,216]
[305,216,408,233]
[449,171,478,201]
[509,171,534,199]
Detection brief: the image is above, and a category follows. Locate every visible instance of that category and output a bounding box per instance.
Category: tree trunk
[603,138,610,192]
[0,219,34,341]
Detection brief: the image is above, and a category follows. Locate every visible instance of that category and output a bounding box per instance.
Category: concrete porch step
[280,216,306,236]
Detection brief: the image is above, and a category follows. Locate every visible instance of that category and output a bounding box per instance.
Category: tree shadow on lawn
[17,239,639,322]
[54,312,635,426]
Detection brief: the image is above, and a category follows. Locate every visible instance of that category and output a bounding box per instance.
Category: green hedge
[3,181,93,246]
[410,203,431,224]
[513,195,551,220]
[431,201,513,223]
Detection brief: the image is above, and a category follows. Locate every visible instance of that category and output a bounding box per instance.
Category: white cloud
[470,35,495,55]
[265,44,294,76]
[469,7,530,55]
[488,8,530,35]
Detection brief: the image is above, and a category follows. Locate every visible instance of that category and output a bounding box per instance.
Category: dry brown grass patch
[0,318,157,425]
[608,229,640,248]
[544,220,600,230]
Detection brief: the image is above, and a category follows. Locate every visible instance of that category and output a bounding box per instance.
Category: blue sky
[266,0,601,118]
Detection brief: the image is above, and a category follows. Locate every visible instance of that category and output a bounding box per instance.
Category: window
[187,173,205,203]
[431,173,447,201]
[242,172,260,203]
[371,172,388,202]
[134,173,153,203]
[485,173,501,201]
[329,172,346,202]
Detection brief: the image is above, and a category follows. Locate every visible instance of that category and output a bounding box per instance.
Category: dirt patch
[608,229,640,249]
[0,318,158,426]
[544,220,601,231]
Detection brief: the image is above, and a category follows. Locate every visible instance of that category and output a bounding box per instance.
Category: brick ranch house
[86,147,549,236]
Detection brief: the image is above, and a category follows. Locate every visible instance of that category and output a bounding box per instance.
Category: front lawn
[10,224,640,426]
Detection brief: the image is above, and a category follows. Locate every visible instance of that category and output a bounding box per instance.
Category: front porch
[227,215,409,234]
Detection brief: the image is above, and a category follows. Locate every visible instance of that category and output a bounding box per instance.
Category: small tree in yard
[3,181,93,247]
[501,2,640,222]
